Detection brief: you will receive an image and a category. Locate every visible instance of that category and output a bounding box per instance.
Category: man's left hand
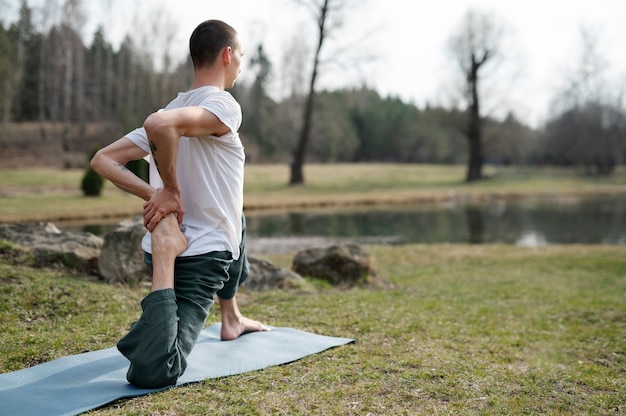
[143,188,185,232]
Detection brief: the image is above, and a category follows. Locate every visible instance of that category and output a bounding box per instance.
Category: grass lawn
[1,243,624,415]
[1,164,625,414]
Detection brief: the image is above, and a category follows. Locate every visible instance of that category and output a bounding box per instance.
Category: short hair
[189,20,238,69]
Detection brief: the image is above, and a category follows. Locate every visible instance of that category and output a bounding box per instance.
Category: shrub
[81,146,105,197]
[81,168,104,196]
[125,158,149,183]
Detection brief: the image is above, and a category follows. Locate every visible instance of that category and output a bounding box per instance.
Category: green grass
[1,164,626,222]
[1,164,625,413]
[1,244,624,415]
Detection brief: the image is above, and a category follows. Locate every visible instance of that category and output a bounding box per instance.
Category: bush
[81,168,104,196]
[125,158,149,183]
[81,147,105,197]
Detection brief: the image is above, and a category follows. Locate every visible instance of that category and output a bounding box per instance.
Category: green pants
[117,218,250,388]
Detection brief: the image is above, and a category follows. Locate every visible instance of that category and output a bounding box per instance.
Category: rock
[98,217,149,284]
[291,244,374,286]
[0,222,102,272]
[97,218,301,289]
[245,256,305,291]
[0,220,307,292]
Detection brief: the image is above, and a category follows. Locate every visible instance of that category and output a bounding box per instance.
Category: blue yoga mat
[0,324,354,416]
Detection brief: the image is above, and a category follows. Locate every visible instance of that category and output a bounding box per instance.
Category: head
[189,20,242,87]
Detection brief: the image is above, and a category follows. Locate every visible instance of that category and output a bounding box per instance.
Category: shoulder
[188,89,240,115]
[170,87,239,109]
[204,90,240,109]
[199,90,242,132]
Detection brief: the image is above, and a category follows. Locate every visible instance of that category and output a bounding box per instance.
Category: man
[91,19,269,389]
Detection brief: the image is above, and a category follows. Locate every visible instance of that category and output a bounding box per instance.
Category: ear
[222,46,232,65]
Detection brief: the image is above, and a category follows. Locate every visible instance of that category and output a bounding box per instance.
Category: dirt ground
[0,122,121,169]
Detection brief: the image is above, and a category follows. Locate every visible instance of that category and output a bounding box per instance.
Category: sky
[4,0,626,127]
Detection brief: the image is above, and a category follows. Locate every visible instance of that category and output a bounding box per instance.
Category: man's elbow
[90,149,104,174]
[144,111,183,141]
[90,148,114,176]
[143,112,168,139]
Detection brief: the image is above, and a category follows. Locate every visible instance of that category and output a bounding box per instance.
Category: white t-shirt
[125,86,244,259]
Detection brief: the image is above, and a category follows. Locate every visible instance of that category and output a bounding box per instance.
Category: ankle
[153,234,180,251]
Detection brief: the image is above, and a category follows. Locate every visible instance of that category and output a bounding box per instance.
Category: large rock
[0,222,102,272]
[98,217,149,284]
[245,256,305,291]
[292,244,374,286]
[0,220,307,292]
[98,217,302,290]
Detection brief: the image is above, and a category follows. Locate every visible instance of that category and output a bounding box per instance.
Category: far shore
[5,186,626,226]
[1,164,625,224]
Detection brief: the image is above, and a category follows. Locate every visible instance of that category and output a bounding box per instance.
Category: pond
[60,194,626,252]
[242,194,626,251]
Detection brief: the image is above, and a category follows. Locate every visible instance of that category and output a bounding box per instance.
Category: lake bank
[1,164,626,223]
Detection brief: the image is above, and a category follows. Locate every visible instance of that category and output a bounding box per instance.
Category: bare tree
[279,31,310,100]
[553,26,611,113]
[289,0,351,185]
[0,25,16,143]
[58,0,85,152]
[545,26,626,175]
[35,0,60,141]
[448,10,506,182]
[129,6,180,118]
[11,0,29,121]
[0,8,13,140]
[0,1,28,141]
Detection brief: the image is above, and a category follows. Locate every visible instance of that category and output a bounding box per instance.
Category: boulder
[0,220,307,292]
[97,217,301,290]
[0,222,102,272]
[98,217,149,284]
[245,256,305,291]
[291,244,374,286]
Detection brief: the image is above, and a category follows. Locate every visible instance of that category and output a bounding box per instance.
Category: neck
[189,68,227,91]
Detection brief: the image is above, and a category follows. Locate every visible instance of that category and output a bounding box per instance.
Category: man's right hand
[143,188,185,232]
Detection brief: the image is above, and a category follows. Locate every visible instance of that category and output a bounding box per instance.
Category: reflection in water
[288,213,307,235]
[244,195,626,246]
[465,206,484,244]
[515,231,548,247]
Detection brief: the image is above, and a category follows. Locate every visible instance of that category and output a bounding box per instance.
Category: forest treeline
[1,1,625,175]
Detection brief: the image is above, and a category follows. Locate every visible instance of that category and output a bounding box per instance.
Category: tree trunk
[1,77,11,143]
[62,37,72,152]
[104,45,113,119]
[289,0,329,186]
[13,10,26,121]
[76,41,85,136]
[38,31,47,141]
[465,58,484,182]
[92,39,102,121]
[290,90,315,185]
[114,45,123,120]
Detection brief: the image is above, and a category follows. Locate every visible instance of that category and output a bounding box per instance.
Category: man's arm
[90,138,154,201]
[141,106,231,231]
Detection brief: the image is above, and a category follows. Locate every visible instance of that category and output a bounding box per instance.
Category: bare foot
[149,214,188,291]
[152,213,188,256]
[221,315,271,341]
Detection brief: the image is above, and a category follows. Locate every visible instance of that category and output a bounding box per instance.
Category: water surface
[59,195,626,252]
